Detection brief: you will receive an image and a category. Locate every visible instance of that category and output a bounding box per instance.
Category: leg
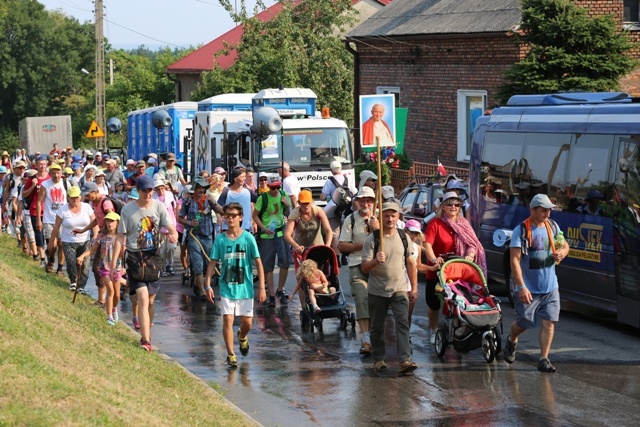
[275,237,290,293]
[136,286,151,343]
[350,267,371,349]
[223,314,235,355]
[148,291,157,326]
[308,289,319,311]
[180,242,188,270]
[239,315,252,340]
[62,243,78,285]
[425,278,441,333]
[368,293,391,362]
[102,276,114,318]
[391,293,411,362]
[77,244,92,291]
[539,319,555,359]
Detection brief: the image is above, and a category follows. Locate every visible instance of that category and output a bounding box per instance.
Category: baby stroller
[434,259,503,363]
[298,245,356,332]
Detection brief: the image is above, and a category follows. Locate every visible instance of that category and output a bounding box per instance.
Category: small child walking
[79,212,124,325]
[204,202,266,368]
[289,259,336,313]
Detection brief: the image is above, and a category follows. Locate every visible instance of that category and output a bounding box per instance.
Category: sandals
[373,361,388,372]
[93,301,105,309]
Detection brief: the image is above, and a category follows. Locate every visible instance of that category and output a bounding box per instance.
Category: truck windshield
[257,127,353,170]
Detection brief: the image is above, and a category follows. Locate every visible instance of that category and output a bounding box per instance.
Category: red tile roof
[167,0,393,74]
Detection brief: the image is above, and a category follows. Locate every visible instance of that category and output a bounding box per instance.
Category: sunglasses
[445,202,461,208]
[259,178,268,181]
[224,213,241,219]
[269,186,281,190]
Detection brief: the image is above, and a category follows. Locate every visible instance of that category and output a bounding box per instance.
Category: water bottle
[269,219,276,233]
[554,231,565,264]
[195,212,202,232]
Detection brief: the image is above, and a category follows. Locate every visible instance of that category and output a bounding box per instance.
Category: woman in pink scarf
[424,191,487,342]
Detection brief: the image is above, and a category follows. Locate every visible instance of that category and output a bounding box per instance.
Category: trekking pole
[376,136,384,252]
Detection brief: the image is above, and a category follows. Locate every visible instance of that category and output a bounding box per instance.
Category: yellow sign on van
[86,120,105,138]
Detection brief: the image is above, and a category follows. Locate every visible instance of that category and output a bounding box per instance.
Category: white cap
[359,170,377,181]
[382,185,395,200]
[126,159,136,166]
[330,160,341,172]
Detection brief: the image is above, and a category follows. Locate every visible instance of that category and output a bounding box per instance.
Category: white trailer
[18,115,73,154]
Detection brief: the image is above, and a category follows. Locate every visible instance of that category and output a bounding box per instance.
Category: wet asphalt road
[85,264,640,426]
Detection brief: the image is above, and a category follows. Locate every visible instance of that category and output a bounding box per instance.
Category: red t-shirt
[424,218,456,279]
[24,174,51,217]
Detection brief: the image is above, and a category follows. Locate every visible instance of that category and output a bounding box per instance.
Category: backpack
[372,228,409,265]
[329,175,353,218]
[100,195,125,215]
[257,190,289,222]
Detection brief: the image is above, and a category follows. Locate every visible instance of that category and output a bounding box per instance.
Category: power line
[104,19,188,49]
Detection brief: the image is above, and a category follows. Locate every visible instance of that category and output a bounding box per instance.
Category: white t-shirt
[56,203,94,243]
[283,175,300,199]
[41,179,67,224]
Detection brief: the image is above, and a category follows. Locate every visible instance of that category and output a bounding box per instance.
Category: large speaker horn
[152,110,172,129]
[252,106,282,135]
[106,117,122,133]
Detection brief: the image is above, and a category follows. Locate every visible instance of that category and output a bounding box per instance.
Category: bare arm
[253,257,266,304]
[316,209,333,246]
[510,247,532,304]
[36,185,46,227]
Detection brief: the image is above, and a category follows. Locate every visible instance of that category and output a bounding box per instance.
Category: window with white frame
[457,89,487,162]
[377,86,400,107]
[624,0,640,23]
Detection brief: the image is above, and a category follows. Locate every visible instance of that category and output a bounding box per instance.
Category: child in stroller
[290,259,337,312]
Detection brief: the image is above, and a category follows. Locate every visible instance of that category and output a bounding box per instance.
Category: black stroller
[298,245,356,332]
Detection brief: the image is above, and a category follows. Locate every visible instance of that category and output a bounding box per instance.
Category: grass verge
[0,235,257,426]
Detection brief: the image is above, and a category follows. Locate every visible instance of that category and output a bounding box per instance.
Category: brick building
[345,0,640,168]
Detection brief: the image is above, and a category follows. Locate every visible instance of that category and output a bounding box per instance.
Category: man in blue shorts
[204,202,266,368]
[505,194,569,372]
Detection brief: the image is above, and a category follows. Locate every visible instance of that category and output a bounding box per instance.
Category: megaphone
[252,106,282,135]
[152,110,172,129]
[106,117,122,133]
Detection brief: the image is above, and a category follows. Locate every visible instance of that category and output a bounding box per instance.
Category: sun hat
[67,186,81,198]
[193,176,210,188]
[442,191,463,203]
[530,194,556,209]
[381,201,401,212]
[13,160,27,168]
[81,181,99,196]
[26,169,38,177]
[355,186,375,199]
[298,189,313,203]
[104,211,121,222]
[136,174,154,191]
[84,164,97,172]
[446,180,465,192]
[405,219,422,233]
[154,178,167,188]
[94,169,105,176]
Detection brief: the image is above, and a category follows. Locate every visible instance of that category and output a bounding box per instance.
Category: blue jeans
[187,234,212,276]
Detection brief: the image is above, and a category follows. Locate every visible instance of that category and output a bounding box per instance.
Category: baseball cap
[330,160,341,172]
[105,159,116,165]
[381,201,401,212]
[167,152,176,161]
[268,176,282,188]
[147,157,157,166]
[446,180,465,191]
[136,174,154,191]
[84,164,97,172]
[95,151,102,157]
[67,186,81,198]
[126,159,136,166]
[587,189,603,200]
[26,169,38,177]
[154,178,167,188]
[359,170,377,182]
[214,166,226,175]
[49,163,62,171]
[72,163,81,170]
[405,219,422,233]
[13,160,27,168]
[104,211,121,222]
[381,185,395,200]
[81,181,99,196]
[95,169,105,176]
[136,160,146,167]
[72,155,82,162]
[148,152,158,159]
[258,171,269,179]
[63,167,73,175]
[193,176,210,188]
[355,186,375,199]
[0,166,7,174]
[129,188,140,200]
[102,153,110,159]
[298,189,313,204]
[530,194,556,209]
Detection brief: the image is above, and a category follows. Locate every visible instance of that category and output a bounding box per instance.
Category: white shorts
[220,297,254,317]
[43,223,61,240]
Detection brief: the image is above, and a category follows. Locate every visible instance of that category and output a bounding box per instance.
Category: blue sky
[39,0,275,50]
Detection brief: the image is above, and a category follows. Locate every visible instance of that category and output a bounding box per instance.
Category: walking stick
[188,229,220,275]
[376,136,384,252]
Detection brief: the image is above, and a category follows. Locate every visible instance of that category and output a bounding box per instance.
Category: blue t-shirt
[510,223,559,294]
[211,231,260,300]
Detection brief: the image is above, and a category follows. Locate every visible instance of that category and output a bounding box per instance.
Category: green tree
[192,0,356,125]
[499,0,638,102]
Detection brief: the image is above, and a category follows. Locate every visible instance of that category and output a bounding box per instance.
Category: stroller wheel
[482,333,496,363]
[349,312,356,330]
[435,327,447,358]
[492,328,502,355]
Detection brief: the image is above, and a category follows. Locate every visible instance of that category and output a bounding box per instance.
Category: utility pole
[94,0,106,150]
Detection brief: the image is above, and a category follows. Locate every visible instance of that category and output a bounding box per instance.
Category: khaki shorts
[349,265,369,320]
[43,223,60,240]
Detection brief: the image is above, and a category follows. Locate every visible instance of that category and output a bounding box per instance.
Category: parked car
[398,180,469,229]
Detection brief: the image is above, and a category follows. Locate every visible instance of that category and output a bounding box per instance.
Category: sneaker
[341,254,349,266]
[359,342,372,355]
[140,339,152,352]
[132,317,140,330]
[167,265,175,276]
[77,288,89,296]
[161,271,168,277]
[537,357,557,373]
[313,304,321,313]
[429,329,437,345]
[107,318,115,326]
[268,295,276,307]
[373,360,388,372]
[276,289,289,305]
[399,360,418,375]
[69,283,76,291]
[237,330,249,357]
[112,309,119,322]
[227,354,238,368]
[39,259,47,268]
[504,335,517,364]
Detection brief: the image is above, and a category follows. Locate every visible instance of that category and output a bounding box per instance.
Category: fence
[389,162,469,194]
